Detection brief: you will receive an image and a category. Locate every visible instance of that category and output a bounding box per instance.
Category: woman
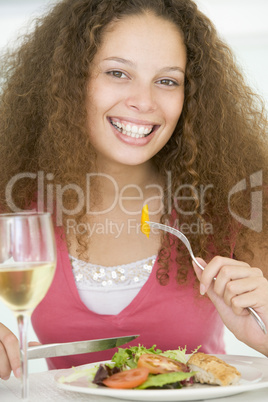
[0,0,267,380]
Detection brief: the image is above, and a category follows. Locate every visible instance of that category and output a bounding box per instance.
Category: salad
[58,344,200,390]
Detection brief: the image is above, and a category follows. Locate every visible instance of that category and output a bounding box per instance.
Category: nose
[125,81,157,113]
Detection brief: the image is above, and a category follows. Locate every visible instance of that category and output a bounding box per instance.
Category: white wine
[0,262,56,313]
[0,212,56,400]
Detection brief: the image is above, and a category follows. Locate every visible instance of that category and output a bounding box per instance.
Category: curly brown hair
[0,0,268,284]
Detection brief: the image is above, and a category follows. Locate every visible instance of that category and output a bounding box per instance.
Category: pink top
[32,227,226,370]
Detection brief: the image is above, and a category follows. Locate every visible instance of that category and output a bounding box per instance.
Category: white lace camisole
[71,255,157,315]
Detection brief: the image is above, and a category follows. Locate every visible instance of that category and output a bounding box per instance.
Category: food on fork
[141,204,150,238]
[187,352,241,386]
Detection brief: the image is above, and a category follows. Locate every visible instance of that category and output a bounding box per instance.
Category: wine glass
[0,212,56,400]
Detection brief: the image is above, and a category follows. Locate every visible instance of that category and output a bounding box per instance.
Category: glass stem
[17,314,29,400]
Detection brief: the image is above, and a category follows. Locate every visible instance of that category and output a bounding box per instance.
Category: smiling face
[86,12,186,169]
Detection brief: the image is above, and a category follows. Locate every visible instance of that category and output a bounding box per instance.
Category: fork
[146,221,267,335]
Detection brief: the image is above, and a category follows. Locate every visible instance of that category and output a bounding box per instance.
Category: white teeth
[111,119,153,138]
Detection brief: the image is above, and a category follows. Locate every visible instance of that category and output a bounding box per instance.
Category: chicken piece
[187,352,241,386]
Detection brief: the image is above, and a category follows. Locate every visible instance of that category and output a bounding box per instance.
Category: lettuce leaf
[111,344,201,368]
[58,365,99,384]
[92,364,121,385]
[161,345,201,364]
[137,371,195,389]
[59,344,201,390]
[111,344,162,368]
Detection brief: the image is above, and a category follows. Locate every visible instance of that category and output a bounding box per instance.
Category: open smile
[108,117,159,139]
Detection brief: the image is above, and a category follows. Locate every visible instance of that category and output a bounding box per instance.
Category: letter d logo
[228,171,263,232]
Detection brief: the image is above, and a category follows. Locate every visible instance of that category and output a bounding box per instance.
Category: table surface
[1,355,268,402]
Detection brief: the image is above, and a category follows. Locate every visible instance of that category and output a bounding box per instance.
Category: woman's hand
[0,324,21,380]
[192,256,268,357]
[0,324,41,380]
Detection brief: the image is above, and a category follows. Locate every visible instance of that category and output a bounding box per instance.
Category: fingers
[213,266,263,298]
[198,256,251,294]
[192,258,207,295]
[0,324,21,380]
[223,275,267,315]
[28,341,41,347]
[193,255,267,316]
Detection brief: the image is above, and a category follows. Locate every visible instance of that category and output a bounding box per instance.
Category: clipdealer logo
[228,171,263,232]
[5,170,264,232]
[5,171,213,225]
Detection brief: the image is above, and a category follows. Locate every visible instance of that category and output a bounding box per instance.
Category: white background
[0,0,267,373]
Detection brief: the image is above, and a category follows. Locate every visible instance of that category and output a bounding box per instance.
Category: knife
[27,334,139,360]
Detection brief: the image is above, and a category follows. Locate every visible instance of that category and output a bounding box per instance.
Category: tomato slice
[102,367,150,389]
[138,353,187,374]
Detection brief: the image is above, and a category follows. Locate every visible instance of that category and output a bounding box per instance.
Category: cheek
[166,104,184,129]
[88,91,120,119]
[161,91,184,126]
[87,79,107,110]
[89,77,123,106]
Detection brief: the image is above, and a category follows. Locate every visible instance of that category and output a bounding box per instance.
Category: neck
[95,159,160,191]
[88,159,163,214]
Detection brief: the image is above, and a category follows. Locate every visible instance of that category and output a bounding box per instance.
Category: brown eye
[157,79,178,86]
[107,71,127,79]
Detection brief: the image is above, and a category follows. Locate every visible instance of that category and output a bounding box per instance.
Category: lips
[108,117,158,139]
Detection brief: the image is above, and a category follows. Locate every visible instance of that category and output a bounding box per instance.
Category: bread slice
[187,352,241,386]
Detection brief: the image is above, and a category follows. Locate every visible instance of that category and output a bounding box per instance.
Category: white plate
[55,355,268,401]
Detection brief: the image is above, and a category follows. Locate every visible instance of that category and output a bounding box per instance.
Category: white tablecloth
[1,355,268,402]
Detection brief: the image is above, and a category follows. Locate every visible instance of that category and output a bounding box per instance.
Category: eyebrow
[103,57,185,74]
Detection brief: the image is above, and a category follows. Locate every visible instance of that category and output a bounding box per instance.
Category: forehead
[94,12,186,67]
